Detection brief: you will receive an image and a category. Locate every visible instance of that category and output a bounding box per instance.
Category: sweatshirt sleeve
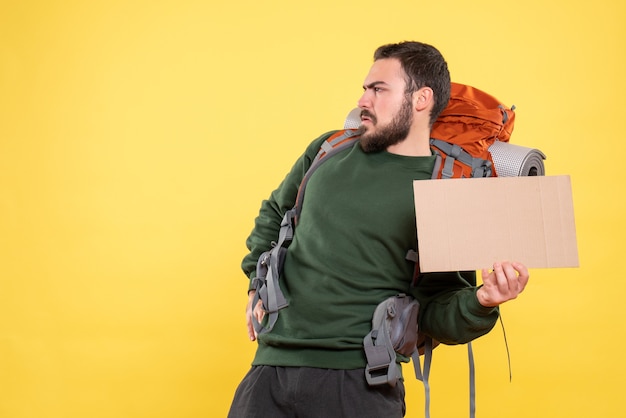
[411,270,500,345]
[241,131,337,288]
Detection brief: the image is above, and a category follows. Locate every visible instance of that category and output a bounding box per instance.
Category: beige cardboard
[413,175,579,272]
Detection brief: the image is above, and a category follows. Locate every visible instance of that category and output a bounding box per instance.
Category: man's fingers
[500,261,530,297]
[246,299,265,342]
[247,317,257,341]
[479,261,530,307]
[502,262,519,289]
[246,304,257,341]
[492,262,511,291]
[246,290,259,341]
[512,262,530,292]
[493,261,526,298]
[254,300,265,323]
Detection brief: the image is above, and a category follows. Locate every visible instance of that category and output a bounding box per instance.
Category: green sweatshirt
[242,131,499,370]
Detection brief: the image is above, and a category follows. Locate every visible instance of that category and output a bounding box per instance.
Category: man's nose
[357,91,371,109]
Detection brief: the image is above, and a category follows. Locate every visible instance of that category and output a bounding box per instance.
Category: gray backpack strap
[315,129,359,159]
[430,138,493,178]
[431,151,443,179]
[412,338,476,418]
[412,336,433,418]
[363,315,402,386]
[295,130,360,219]
[253,130,361,334]
[251,208,295,334]
[364,294,418,387]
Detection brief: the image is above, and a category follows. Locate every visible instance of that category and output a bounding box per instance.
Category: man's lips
[360,110,376,124]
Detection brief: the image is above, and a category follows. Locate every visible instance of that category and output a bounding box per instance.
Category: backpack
[251,83,529,418]
[363,294,442,418]
[430,82,516,179]
[363,294,418,386]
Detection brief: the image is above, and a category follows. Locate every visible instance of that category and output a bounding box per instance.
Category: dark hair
[374,41,450,126]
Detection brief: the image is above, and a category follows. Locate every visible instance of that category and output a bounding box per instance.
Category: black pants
[227,366,405,418]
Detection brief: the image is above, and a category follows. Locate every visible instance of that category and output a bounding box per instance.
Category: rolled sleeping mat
[344,108,362,129]
[488,141,546,177]
[343,108,547,177]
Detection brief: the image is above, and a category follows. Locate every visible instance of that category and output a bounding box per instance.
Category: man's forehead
[363,58,406,87]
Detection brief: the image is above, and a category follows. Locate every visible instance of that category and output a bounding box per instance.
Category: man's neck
[386,130,431,156]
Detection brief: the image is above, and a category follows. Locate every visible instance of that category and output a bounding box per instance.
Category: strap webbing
[412,338,476,418]
[412,337,433,418]
[253,129,361,333]
[364,325,402,386]
[315,129,359,159]
[429,138,493,178]
[431,152,443,179]
[295,131,360,220]
[251,208,295,334]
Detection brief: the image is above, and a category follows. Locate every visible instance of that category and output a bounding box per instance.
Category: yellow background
[1,1,624,417]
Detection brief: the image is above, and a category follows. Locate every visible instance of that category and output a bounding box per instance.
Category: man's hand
[246,290,265,341]
[476,261,529,308]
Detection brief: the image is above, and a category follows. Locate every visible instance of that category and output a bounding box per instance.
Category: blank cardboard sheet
[413,175,579,272]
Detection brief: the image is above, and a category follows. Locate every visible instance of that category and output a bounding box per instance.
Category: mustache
[360,110,377,124]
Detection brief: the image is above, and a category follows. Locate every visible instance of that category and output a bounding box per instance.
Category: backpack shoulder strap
[314,129,361,161]
[251,129,360,334]
[294,129,361,222]
[430,138,494,179]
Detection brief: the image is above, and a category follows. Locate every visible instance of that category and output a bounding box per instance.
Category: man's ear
[413,87,434,112]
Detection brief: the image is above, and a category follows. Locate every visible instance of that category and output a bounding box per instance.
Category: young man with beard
[228,41,529,417]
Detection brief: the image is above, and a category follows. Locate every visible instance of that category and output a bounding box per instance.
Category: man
[228,41,529,418]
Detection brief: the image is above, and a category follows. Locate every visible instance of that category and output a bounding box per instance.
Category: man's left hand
[476,261,529,307]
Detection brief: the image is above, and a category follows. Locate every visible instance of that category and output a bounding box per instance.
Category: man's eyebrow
[363,81,389,90]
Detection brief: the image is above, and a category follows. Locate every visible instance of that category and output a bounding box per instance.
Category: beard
[358,98,413,153]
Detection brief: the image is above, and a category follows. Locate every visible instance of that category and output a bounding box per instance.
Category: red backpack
[429,82,516,179]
